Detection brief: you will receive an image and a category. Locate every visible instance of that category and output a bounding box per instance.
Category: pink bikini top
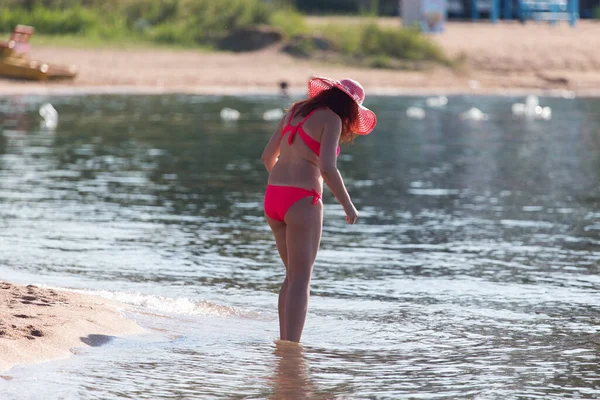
[281,106,341,157]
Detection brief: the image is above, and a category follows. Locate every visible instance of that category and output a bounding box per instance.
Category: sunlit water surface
[0,93,599,399]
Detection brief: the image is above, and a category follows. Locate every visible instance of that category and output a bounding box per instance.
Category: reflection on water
[269,341,316,400]
[0,94,599,399]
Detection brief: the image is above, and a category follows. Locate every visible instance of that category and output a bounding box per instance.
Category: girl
[261,76,376,342]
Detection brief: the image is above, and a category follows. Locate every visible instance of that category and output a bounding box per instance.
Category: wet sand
[0,281,143,372]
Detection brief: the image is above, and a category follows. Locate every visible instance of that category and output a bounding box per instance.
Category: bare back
[268,108,340,191]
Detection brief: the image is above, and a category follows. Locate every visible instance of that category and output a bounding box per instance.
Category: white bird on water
[460,107,488,121]
[39,103,58,130]
[263,108,284,121]
[220,108,240,121]
[511,95,552,120]
[406,106,426,120]
[425,96,448,108]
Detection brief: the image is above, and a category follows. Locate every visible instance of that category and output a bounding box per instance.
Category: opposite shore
[1,21,599,97]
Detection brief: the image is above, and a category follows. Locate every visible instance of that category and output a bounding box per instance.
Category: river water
[0,93,598,399]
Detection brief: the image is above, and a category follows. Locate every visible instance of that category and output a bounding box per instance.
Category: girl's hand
[344,203,359,224]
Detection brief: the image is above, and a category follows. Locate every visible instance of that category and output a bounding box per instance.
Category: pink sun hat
[308,76,377,135]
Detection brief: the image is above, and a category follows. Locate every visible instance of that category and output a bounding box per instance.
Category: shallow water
[0,93,599,399]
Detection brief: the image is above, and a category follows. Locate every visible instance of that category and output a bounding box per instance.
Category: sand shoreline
[0,281,144,372]
[0,82,594,98]
[1,21,599,98]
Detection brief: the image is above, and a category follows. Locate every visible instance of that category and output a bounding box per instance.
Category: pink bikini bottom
[264,185,322,222]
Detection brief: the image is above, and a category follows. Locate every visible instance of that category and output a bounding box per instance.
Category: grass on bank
[0,1,454,69]
[318,21,450,67]
[270,10,453,68]
[11,33,214,51]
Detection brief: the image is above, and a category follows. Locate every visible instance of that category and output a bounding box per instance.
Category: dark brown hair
[290,88,359,144]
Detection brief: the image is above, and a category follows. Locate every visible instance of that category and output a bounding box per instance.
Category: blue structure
[518,0,579,26]
[468,0,579,26]
[470,0,501,22]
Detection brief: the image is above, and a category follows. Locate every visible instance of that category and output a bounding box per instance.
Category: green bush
[0,6,100,34]
[269,8,309,38]
[317,22,450,65]
[118,0,179,28]
[177,0,272,43]
[0,0,274,45]
[147,23,194,45]
[0,0,450,70]
[316,23,362,54]
[369,54,392,69]
[82,15,129,40]
[361,23,443,61]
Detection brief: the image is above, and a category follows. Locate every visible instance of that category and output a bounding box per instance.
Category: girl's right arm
[318,116,358,224]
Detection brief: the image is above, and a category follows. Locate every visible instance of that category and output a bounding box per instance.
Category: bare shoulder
[283,108,294,122]
[311,108,341,128]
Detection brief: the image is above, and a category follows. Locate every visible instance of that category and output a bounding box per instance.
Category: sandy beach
[0,281,143,372]
[1,21,599,97]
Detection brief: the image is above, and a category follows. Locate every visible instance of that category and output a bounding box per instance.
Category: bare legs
[266,197,323,342]
[283,198,322,342]
[266,217,289,339]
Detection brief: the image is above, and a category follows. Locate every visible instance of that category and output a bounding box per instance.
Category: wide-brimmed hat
[308,76,377,135]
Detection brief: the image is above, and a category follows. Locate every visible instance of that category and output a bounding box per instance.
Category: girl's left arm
[261,116,285,173]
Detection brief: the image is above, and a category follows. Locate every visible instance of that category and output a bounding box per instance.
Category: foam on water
[68,288,268,320]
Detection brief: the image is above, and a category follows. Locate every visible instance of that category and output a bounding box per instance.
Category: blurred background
[1,1,599,400]
[1,0,600,93]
